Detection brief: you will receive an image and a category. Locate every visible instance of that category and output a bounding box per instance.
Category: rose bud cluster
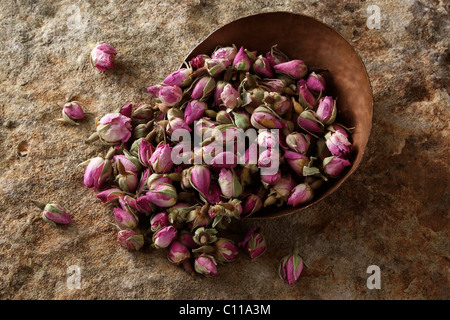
[80,44,353,279]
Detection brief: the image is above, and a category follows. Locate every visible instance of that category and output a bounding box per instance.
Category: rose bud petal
[167,117,192,135]
[211,46,237,62]
[32,201,72,226]
[83,156,112,190]
[178,230,199,249]
[61,101,90,125]
[96,113,132,144]
[297,110,324,136]
[194,253,217,277]
[238,227,267,259]
[113,154,139,173]
[220,83,240,110]
[146,183,178,208]
[163,67,193,87]
[323,156,351,178]
[287,183,314,207]
[215,238,238,264]
[326,123,350,138]
[202,183,222,205]
[218,168,243,198]
[168,241,191,265]
[135,195,155,215]
[298,83,317,109]
[253,55,274,78]
[90,43,116,71]
[189,165,211,195]
[263,92,292,116]
[96,188,126,203]
[316,96,337,125]
[233,46,252,72]
[265,45,289,67]
[306,72,326,92]
[286,132,311,155]
[159,85,183,106]
[261,170,282,186]
[242,194,263,217]
[184,100,207,125]
[278,247,304,285]
[191,76,216,100]
[251,106,284,129]
[190,54,208,69]
[325,131,352,158]
[137,139,156,167]
[153,225,178,249]
[273,60,307,79]
[284,150,309,176]
[150,143,174,173]
[150,211,169,232]
[117,230,144,251]
[210,151,238,168]
[205,58,228,77]
[113,207,138,229]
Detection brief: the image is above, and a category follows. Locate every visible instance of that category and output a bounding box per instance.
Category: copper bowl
[184,12,373,219]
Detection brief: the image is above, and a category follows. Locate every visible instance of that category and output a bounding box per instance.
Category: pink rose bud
[250,106,284,129]
[62,101,90,125]
[205,58,228,77]
[115,158,138,193]
[83,156,112,190]
[220,83,240,110]
[90,43,116,71]
[168,241,191,265]
[135,195,155,215]
[298,83,317,109]
[232,110,251,130]
[190,54,208,69]
[137,168,151,194]
[191,76,216,100]
[115,103,133,118]
[150,143,174,173]
[137,139,155,167]
[146,173,172,190]
[273,60,308,79]
[265,45,289,67]
[278,247,304,285]
[284,150,309,176]
[327,123,350,138]
[118,195,137,212]
[218,168,243,198]
[253,55,273,78]
[214,81,228,106]
[233,46,252,72]
[146,183,178,207]
[265,174,297,206]
[215,238,238,263]
[257,130,279,149]
[96,188,126,203]
[262,79,286,94]
[32,201,72,226]
[150,211,169,232]
[263,92,292,116]
[189,165,211,195]
[258,148,280,168]
[323,156,351,178]
[153,225,178,249]
[159,85,183,106]
[194,253,217,277]
[238,227,267,259]
[216,110,232,124]
[210,151,238,168]
[261,170,282,185]
[131,104,154,124]
[316,96,337,125]
[113,154,139,173]
[287,183,314,207]
[325,131,352,158]
[163,67,193,87]
[286,132,311,155]
[306,72,326,92]
[167,117,192,135]
[96,113,132,144]
[297,110,324,136]
[242,194,263,216]
[117,230,144,251]
[184,100,207,125]
[202,183,222,205]
[211,46,237,62]
[113,207,138,229]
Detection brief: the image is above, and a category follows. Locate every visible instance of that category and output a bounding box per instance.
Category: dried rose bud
[61,101,91,125]
[273,60,307,79]
[194,253,217,277]
[166,117,192,135]
[257,148,280,168]
[168,203,197,225]
[250,106,284,129]
[146,183,178,208]
[210,151,238,168]
[190,54,208,69]
[218,168,242,198]
[215,238,238,263]
[168,241,191,265]
[160,85,184,106]
[83,155,112,190]
[113,207,138,229]
[90,43,117,71]
[147,173,173,190]
[257,130,279,149]
[96,113,132,145]
[284,150,309,176]
[202,183,222,205]
[265,45,289,67]
[118,195,137,211]
[184,100,207,125]
[96,188,126,203]
[298,83,317,109]
[238,227,266,259]
[188,165,211,195]
[150,143,173,174]
[242,194,263,217]
[178,230,198,249]
[232,110,251,130]
[133,196,152,216]
[263,92,292,116]
[150,211,169,232]
[297,110,324,136]
[115,103,133,118]
[279,247,304,285]
[220,83,240,110]
[153,225,178,249]
[117,230,144,251]
[113,154,140,174]
[211,46,237,62]
[163,67,193,87]
[191,76,216,100]
[261,170,282,186]
[253,55,274,78]
[316,96,337,125]
[325,130,352,158]
[264,174,296,206]
[323,156,351,178]
[287,183,314,207]
[262,79,286,94]
[286,132,311,155]
[186,204,212,229]
[233,46,252,72]
[326,123,350,138]
[136,139,155,167]
[32,201,72,226]
[306,72,326,92]
[131,104,154,124]
[205,58,228,77]
[193,227,218,246]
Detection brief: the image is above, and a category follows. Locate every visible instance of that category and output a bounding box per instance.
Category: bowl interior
[184,12,373,219]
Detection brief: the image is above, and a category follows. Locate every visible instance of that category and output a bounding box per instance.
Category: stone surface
[0,0,448,300]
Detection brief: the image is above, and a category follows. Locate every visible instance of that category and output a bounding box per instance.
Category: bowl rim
[183,11,374,219]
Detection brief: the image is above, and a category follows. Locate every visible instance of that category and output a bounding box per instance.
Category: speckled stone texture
[0,0,448,300]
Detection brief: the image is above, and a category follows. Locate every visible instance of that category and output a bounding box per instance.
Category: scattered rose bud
[215,238,238,263]
[242,194,263,217]
[91,43,117,71]
[96,188,126,203]
[238,227,267,259]
[117,230,144,251]
[194,253,217,277]
[278,247,304,285]
[60,101,92,125]
[83,155,112,190]
[113,207,138,229]
[96,113,132,145]
[146,183,178,207]
[32,201,72,226]
[168,240,191,265]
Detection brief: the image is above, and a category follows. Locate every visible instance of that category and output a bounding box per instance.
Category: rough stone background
[0,0,448,300]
